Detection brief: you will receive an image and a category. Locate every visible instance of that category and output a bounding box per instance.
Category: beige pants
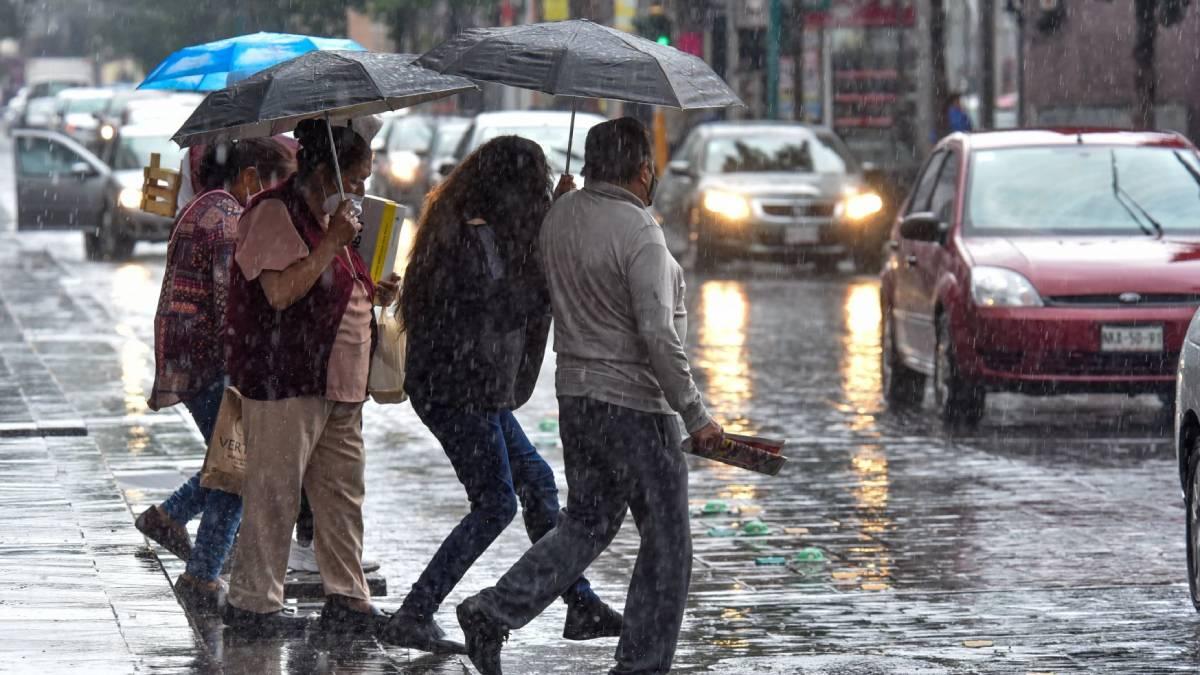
[228,396,369,614]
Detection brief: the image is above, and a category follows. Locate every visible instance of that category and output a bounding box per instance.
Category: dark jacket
[404,221,550,411]
[225,175,377,401]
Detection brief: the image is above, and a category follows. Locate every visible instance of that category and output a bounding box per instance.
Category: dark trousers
[400,396,597,618]
[471,396,692,675]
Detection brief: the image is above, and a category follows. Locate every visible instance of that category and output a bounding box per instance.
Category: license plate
[784,226,818,245]
[1100,325,1163,352]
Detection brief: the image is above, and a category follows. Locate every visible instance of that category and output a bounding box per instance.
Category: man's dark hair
[581,117,652,184]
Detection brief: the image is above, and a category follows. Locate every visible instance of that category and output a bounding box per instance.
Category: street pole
[792,4,806,121]
[725,0,740,120]
[1015,2,1026,127]
[767,0,782,119]
[980,0,995,129]
[915,0,935,156]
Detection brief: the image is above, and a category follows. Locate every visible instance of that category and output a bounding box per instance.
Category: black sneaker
[457,597,507,675]
[317,599,391,636]
[135,505,192,562]
[381,610,466,654]
[563,598,623,641]
[222,602,309,638]
[174,574,226,615]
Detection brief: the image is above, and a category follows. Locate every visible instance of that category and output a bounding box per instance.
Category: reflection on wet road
[12,228,1197,673]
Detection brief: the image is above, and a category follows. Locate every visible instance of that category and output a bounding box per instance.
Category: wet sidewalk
[0,236,198,672]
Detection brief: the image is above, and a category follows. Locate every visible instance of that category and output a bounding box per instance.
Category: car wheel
[935,312,985,427]
[882,307,926,408]
[1187,445,1200,612]
[82,228,103,261]
[97,208,135,261]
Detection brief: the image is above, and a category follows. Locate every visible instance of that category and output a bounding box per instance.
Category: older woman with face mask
[222,117,398,638]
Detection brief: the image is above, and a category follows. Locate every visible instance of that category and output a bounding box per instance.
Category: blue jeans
[160,379,243,581]
[401,397,598,618]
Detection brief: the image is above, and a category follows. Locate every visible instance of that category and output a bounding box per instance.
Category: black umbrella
[173,50,477,199]
[417,19,742,173]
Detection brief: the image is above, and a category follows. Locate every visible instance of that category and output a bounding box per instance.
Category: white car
[1175,307,1200,611]
[451,110,608,178]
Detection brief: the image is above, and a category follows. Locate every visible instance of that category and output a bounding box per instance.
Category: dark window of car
[965,145,1200,235]
[702,131,852,174]
[17,137,80,177]
[906,151,946,214]
[928,150,960,221]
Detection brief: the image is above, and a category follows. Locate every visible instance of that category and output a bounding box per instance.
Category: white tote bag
[368,302,408,404]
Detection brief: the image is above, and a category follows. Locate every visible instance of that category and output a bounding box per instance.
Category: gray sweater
[540,181,712,433]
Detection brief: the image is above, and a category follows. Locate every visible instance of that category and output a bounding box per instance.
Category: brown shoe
[135,505,192,562]
[175,574,226,614]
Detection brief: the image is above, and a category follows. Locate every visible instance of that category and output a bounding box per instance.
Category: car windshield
[387,116,434,153]
[966,146,1200,235]
[703,132,856,174]
[64,95,110,115]
[474,120,603,171]
[113,134,184,172]
[431,121,470,156]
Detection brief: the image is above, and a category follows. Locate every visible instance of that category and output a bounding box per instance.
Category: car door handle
[905,254,918,268]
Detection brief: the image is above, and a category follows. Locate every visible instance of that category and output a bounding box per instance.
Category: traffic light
[634,6,672,46]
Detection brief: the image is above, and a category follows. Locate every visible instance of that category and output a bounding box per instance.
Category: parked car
[1175,306,1200,610]
[94,89,171,152]
[372,113,471,212]
[3,86,29,132]
[451,110,608,181]
[13,125,181,260]
[880,129,1200,427]
[654,121,885,272]
[21,96,59,129]
[54,87,115,147]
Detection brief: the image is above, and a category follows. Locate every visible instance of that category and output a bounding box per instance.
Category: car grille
[757,201,836,218]
[1044,293,1200,308]
[981,350,1179,376]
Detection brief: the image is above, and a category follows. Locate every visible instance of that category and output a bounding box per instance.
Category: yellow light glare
[843,191,884,221]
[389,151,421,184]
[702,190,751,220]
[118,187,143,209]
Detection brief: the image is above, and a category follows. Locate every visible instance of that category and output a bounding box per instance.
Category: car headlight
[99,124,114,141]
[839,190,884,222]
[971,266,1043,307]
[118,187,143,210]
[702,190,750,220]
[389,151,421,184]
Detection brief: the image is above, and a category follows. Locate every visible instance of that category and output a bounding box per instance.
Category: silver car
[654,121,883,272]
[1175,307,1200,611]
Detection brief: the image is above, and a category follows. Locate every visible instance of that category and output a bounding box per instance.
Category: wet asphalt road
[2,136,1197,673]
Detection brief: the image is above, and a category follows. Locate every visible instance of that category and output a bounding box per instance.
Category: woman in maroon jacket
[222,118,397,638]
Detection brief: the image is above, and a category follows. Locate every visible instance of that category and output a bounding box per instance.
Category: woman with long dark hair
[382,136,621,653]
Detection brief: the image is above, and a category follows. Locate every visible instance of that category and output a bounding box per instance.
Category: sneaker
[135,505,192,562]
[287,540,381,574]
[381,610,467,654]
[457,597,507,675]
[563,598,623,641]
[316,598,391,636]
[174,574,226,615]
[222,602,309,638]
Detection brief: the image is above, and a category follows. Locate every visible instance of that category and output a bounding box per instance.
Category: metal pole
[725,0,739,120]
[915,0,935,156]
[980,0,996,129]
[325,114,345,200]
[766,0,782,119]
[1016,3,1026,127]
[565,97,577,175]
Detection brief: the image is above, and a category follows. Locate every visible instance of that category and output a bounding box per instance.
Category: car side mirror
[70,161,95,178]
[667,159,693,178]
[899,211,947,243]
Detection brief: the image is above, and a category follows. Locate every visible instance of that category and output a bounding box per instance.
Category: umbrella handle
[325,113,346,201]
[565,98,577,177]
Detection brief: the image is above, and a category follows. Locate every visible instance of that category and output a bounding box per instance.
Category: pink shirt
[236,199,373,402]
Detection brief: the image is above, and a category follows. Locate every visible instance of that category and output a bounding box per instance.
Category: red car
[880,129,1200,426]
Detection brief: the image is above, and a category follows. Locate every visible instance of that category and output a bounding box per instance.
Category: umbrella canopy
[172,50,477,148]
[416,19,742,110]
[139,32,366,92]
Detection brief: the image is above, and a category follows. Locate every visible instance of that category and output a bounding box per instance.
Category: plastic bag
[368,302,408,404]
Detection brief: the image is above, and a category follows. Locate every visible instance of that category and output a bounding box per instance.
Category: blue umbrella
[139,31,366,91]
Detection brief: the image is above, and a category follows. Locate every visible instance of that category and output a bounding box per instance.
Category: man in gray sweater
[457,117,724,675]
